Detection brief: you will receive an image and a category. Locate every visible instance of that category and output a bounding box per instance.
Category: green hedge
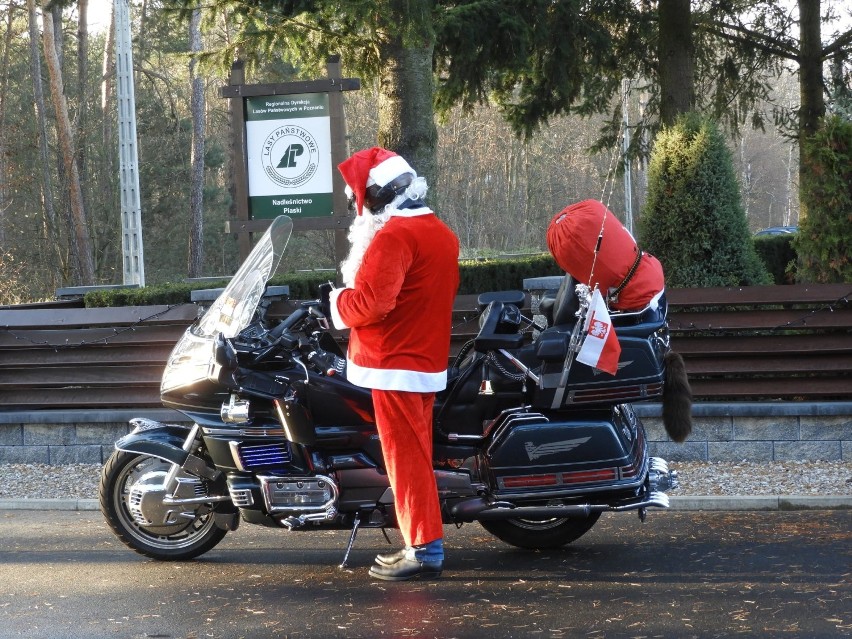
[83,255,563,307]
[796,115,852,283]
[83,281,230,307]
[753,234,797,285]
[458,254,561,294]
[83,243,806,308]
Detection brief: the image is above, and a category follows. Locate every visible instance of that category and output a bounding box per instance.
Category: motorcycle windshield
[161,216,294,394]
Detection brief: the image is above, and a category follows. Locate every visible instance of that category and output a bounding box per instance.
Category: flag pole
[549,283,592,410]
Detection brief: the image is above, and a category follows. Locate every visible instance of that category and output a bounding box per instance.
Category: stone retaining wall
[0,409,185,465]
[0,403,850,465]
[638,402,852,462]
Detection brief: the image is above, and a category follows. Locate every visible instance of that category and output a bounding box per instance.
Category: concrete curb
[0,496,849,512]
[0,498,99,511]
[669,495,851,511]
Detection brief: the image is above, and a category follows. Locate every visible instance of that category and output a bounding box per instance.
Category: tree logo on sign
[261,125,319,188]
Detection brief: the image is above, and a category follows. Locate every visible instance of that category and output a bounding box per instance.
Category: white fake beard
[340,210,390,287]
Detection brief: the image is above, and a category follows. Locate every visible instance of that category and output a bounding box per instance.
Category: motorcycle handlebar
[268,307,309,340]
[307,349,336,374]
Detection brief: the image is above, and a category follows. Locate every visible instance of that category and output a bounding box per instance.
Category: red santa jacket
[546,200,664,311]
[330,212,460,392]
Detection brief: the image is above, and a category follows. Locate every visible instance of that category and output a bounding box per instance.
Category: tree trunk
[377,0,438,190]
[77,0,90,217]
[798,0,824,143]
[50,1,74,280]
[0,4,15,245]
[188,8,205,278]
[41,3,96,284]
[101,2,115,147]
[657,0,695,126]
[27,0,61,281]
[797,0,824,221]
[100,1,116,242]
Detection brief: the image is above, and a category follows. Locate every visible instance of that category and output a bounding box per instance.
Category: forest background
[0,0,849,303]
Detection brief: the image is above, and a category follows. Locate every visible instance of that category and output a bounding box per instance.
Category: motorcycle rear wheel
[99,451,228,561]
[479,512,601,549]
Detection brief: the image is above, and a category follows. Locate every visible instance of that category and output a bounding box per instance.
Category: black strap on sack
[608,249,643,305]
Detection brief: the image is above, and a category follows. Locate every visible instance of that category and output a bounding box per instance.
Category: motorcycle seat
[609,293,668,337]
[538,274,580,327]
[539,274,667,338]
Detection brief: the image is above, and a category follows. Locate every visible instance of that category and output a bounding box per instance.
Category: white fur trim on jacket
[346,359,448,392]
[388,205,432,217]
[329,287,349,330]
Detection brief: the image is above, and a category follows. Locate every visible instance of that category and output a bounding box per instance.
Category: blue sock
[412,538,444,562]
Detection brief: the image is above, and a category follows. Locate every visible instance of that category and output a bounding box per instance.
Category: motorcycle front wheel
[99,451,228,561]
[479,512,601,549]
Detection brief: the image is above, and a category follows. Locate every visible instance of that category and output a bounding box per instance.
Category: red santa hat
[338,147,415,215]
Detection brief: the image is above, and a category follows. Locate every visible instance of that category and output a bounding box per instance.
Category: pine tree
[639,113,770,288]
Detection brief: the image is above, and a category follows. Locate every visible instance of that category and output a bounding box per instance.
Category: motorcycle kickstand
[339,512,362,570]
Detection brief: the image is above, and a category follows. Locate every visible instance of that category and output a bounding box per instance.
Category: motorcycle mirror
[213,333,238,369]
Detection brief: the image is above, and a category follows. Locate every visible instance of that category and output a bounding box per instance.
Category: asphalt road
[0,509,849,639]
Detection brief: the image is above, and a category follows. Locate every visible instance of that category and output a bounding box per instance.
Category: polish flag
[576,288,621,375]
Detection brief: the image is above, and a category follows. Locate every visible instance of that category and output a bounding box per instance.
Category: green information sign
[244,93,333,219]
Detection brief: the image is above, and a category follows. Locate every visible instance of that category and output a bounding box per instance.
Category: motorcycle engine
[258,474,339,515]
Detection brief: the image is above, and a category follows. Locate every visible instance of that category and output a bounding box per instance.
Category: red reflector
[502,474,559,488]
[562,468,618,484]
[620,464,638,478]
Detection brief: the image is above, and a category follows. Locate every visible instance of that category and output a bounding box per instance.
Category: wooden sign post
[222,57,360,267]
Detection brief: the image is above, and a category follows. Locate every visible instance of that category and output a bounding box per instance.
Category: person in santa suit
[328,147,460,581]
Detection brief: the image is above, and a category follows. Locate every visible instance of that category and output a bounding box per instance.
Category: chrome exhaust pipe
[451,491,671,522]
[648,457,679,492]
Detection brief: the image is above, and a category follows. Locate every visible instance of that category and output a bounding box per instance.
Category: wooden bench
[665,284,852,399]
[0,284,849,409]
[0,305,197,409]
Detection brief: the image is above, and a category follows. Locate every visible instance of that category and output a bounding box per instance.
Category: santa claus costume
[328,147,460,581]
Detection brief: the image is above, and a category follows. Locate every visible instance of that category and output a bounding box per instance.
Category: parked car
[754,226,798,236]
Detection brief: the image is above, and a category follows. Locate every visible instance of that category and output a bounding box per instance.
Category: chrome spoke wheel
[100,451,228,560]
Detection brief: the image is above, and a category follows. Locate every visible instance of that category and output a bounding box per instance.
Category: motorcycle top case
[531,303,670,409]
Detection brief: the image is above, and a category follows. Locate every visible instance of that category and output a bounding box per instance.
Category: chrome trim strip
[161,495,233,505]
[202,426,288,437]
[228,441,246,472]
[492,474,647,501]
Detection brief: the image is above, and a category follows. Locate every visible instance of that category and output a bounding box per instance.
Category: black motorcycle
[100,215,682,562]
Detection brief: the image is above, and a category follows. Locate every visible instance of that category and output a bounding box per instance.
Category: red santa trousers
[372,389,443,547]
